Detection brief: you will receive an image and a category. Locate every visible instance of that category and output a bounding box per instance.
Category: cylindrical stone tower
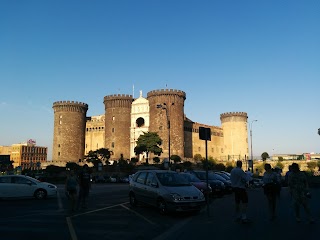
[147,89,186,159]
[220,112,248,161]
[52,101,88,163]
[103,94,133,160]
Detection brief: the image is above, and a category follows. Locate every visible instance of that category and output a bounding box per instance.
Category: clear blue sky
[1,0,319,160]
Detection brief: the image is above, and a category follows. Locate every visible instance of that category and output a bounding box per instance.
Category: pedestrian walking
[285,164,293,187]
[288,163,314,223]
[245,168,253,188]
[230,160,250,223]
[262,163,279,220]
[65,170,78,213]
[77,164,91,209]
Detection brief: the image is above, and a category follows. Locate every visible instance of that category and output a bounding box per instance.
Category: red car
[179,172,212,199]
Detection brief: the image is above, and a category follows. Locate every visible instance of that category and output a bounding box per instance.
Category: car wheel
[157,199,167,214]
[129,192,137,207]
[34,189,47,200]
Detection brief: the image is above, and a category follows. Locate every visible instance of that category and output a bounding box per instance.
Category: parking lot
[1,183,320,240]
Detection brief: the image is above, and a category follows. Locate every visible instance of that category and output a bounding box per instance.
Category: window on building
[58,144,60,148]
[112,128,115,133]
[111,142,114,148]
[112,116,115,121]
[198,147,201,151]
[58,152,60,156]
[136,117,145,127]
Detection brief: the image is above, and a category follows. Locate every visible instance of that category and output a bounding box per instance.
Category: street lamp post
[250,120,258,173]
[157,103,174,169]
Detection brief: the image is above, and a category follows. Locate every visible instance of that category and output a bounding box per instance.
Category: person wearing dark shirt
[77,164,91,209]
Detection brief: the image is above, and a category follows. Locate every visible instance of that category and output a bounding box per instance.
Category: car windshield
[156,172,191,186]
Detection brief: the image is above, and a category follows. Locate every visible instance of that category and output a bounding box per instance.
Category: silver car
[129,170,205,214]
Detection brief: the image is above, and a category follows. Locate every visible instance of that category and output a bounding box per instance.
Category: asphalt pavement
[154,187,320,240]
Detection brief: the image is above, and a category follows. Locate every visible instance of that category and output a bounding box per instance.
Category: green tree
[307,161,317,171]
[171,155,181,164]
[278,156,284,161]
[261,152,270,161]
[134,132,162,165]
[66,162,79,171]
[275,161,284,169]
[194,154,203,162]
[215,163,226,171]
[182,161,192,170]
[153,157,160,164]
[84,148,111,167]
[96,148,111,165]
[130,157,139,165]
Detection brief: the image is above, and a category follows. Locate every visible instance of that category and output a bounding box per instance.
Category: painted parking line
[120,204,156,225]
[69,202,130,218]
[66,217,78,240]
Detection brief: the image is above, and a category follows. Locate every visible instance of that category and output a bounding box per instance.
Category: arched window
[136,117,145,127]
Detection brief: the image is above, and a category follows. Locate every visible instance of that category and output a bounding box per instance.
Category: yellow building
[1,141,48,170]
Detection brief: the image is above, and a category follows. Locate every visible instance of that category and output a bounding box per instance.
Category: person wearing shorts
[230,160,250,223]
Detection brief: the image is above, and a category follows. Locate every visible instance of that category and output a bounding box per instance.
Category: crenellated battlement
[147,89,186,99]
[103,94,133,101]
[220,112,248,119]
[52,100,88,113]
[53,100,88,108]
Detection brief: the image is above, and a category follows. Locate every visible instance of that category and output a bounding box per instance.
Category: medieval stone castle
[52,88,249,164]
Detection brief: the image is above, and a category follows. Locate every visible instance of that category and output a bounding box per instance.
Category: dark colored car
[214,171,231,180]
[179,172,212,199]
[187,170,225,196]
[209,172,233,193]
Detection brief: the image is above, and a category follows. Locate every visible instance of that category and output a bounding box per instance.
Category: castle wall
[220,112,248,161]
[53,91,249,165]
[147,89,186,159]
[52,101,88,163]
[85,115,105,155]
[103,94,133,160]
[184,121,224,160]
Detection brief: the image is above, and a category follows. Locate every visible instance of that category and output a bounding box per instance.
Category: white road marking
[70,202,129,218]
[66,217,78,240]
[120,204,156,225]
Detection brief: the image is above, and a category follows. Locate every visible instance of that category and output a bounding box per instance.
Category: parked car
[210,171,233,193]
[179,172,212,199]
[187,170,225,196]
[129,170,206,214]
[0,175,57,200]
[93,175,106,183]
[214,171,231,180]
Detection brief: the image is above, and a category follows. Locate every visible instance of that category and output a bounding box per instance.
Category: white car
[0,175,57,200]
